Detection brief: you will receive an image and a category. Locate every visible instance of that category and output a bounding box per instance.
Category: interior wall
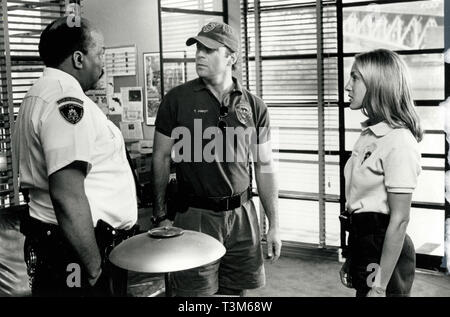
[83,0,160,88]
[83,0,241,139]
[84,0,241,91]
[83,0,159,139]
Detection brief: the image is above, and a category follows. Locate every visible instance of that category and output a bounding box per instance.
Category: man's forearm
[255,164,279,229]
[52,193,101,278]
[152,153,171,216]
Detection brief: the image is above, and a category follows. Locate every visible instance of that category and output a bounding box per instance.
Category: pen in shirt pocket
[361,151,372,165]
[361,143,377,165]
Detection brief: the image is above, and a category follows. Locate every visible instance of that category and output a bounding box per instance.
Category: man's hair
[39,17,94,68]
[354,49,423,142]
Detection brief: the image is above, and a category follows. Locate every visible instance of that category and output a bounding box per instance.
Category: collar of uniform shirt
[43,67,84,94]
[193,76,243,95]
[360,120,393,137]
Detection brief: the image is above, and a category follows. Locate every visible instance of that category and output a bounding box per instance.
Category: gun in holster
[166,177,189,220]
[94,219,140,266]
[339,210,353,258]
[20,213,139,286]
[339,210,352,233]
[20,211,74,288]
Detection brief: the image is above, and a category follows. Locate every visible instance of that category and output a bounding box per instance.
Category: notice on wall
[119,121,143,140]
[105,45,136,77]
[121,86,143,122]
[108,92,123,115]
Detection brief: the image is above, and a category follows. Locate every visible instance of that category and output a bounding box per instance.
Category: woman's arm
[367,192,412,296]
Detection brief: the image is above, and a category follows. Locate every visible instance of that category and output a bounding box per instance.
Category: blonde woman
[340,49,422,297]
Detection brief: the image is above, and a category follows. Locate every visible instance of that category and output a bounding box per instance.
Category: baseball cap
[186,22,239,52]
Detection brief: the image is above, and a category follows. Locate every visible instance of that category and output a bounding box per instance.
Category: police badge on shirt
[57,97,84,124]
[235,102,253,125]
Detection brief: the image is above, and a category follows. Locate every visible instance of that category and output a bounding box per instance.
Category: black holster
[339,210,352,258]
[166,178,189,219]
[95,219,140,266]
[339,210,352,233]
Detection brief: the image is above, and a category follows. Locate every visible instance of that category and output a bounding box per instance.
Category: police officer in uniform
[152,22,282,296]
[13,17,138,296]
[340,49,421,297]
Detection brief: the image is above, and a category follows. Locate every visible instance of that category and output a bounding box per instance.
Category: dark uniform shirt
[155,77,270,198]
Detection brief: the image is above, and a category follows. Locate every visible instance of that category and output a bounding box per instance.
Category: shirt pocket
[107,122,126,163]
[95,122,121,162]
[362,154,383,175]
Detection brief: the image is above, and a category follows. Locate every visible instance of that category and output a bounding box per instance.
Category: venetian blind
[0,0,80,207]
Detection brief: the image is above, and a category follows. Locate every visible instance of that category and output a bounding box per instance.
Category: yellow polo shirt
[344,121,421,215]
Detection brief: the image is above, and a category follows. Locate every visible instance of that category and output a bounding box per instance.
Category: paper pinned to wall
[119,121,144,140]
[108,92,123,115]
[105,45,136,77]
[121,86,144,122]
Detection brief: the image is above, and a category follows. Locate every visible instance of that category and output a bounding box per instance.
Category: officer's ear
[72,51,84,69]
[227,52,237,67]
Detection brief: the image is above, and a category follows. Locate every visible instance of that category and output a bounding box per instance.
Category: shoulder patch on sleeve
[57,96,84,105]
[57,97,84,124]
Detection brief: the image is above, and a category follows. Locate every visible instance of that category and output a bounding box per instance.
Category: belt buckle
[230,195,241,210]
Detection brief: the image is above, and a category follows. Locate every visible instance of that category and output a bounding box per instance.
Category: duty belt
[20,213,138,245]
[187,187,252,212]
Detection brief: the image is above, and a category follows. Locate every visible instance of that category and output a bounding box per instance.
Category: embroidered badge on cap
[57,97,84,124]
[202,22,219,33]
[235,102,252,124]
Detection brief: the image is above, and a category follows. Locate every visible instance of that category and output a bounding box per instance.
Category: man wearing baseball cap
[186,21,239,53]
[152,21,281,296]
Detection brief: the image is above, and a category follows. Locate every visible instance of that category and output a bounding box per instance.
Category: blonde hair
[354,49,423,142]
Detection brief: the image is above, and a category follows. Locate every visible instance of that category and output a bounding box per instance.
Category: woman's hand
[339,258,353,288]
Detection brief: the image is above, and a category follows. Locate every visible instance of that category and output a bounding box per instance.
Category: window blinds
[0,0,75,207]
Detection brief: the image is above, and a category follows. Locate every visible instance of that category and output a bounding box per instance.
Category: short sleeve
[155,92,177,137]
[40,96,95,176]
[252,95,271,144]
[383,141,421,193]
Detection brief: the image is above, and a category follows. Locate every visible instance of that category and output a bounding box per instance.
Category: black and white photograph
[0,0,449,307]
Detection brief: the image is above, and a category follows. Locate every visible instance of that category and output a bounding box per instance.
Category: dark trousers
[21,216,137,297]
[348,212,415,297]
